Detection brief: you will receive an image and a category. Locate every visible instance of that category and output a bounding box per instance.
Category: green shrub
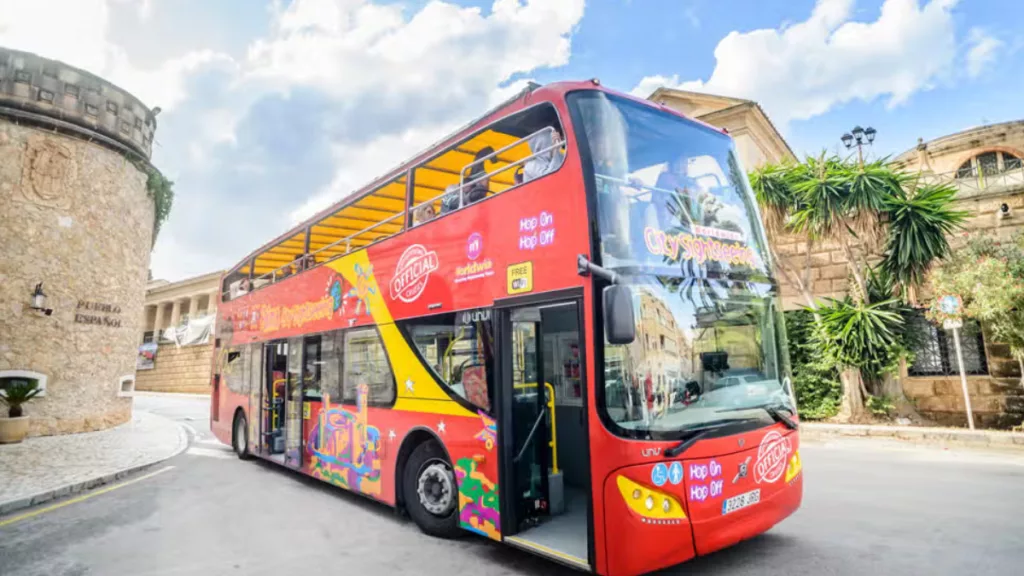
[865,394,896,417]
[793,371,842,420]
[785,310,842,420]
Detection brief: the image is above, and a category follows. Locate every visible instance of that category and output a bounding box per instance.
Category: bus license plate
[721,489,760,515]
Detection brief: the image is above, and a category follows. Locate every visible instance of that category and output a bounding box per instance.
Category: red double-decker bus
[210,80,802,576]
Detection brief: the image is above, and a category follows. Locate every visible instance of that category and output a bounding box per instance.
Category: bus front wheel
[233,411,252,460]
[403,441,460,538]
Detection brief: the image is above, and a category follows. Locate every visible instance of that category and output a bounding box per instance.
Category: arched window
[955,150,1023,178]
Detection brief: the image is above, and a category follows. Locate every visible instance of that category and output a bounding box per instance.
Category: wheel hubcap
[417,461,455,516]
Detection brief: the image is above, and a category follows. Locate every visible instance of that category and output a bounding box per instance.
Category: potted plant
[0,377,42,444]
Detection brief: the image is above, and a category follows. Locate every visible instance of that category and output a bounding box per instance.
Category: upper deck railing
[222,124,566,302]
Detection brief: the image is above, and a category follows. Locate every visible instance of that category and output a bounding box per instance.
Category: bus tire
[402,440,461,539]
[232,411,252,460]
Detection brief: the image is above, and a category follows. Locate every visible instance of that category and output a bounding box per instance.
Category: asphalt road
[2,394,1023,576]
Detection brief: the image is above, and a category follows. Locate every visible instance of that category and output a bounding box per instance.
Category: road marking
[186,446,234,459]
[180,422,200,440]
[195,438,227,447]
[0,466,175,528]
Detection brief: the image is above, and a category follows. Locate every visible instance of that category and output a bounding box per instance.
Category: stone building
[769,120,1024,427]
[0,47,162,436]
[645,87,1024,427]
[647,87,795,170]
[135,271,222,394]
[890,121,1024,427]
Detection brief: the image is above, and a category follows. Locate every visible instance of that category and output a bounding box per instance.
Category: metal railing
[412,126,564,224]
[224,126,565,301]
[914,166,1024,199]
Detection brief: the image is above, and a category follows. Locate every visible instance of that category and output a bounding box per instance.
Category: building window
[142,331,155,344]
[955,151,1024,178]
[906,311,988,377]
[342,327,394,405]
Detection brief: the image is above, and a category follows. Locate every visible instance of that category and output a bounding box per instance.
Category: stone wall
[0,120,153,436]
[135,343,213,394]
[903,376,1024,429]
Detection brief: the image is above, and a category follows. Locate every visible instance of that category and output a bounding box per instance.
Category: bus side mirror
[603,284,635,345]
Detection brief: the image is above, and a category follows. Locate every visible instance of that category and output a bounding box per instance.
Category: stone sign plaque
[74,300,123,328]
[20,136,77,210]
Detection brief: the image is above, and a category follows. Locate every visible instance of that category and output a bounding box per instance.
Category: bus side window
[224,349,244,393]
[408,102,565,226]
[342,327,394,405]
[398,312,495,413]
[302,335,322,399]
[320,330,344,402]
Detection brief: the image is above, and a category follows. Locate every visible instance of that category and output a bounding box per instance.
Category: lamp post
[841,125,876,167]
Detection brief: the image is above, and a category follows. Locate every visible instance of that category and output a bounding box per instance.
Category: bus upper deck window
[463,146,495,204]
[523,126,565,183]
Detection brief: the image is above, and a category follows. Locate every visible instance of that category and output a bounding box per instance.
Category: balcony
[915,164,1024,200]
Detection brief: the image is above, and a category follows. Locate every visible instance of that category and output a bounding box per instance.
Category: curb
[0,414,191,517]
[800,423,1024,450]
[133,391,210,399]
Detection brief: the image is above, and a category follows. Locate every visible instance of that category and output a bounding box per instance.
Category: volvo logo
[733,456,752,484]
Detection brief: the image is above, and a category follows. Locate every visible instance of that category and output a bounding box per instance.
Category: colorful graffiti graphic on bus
[345,263,377,317]
[307,383,382,497]
[474,411,497,451]
[455,456,500,540]
[257,298,335,333]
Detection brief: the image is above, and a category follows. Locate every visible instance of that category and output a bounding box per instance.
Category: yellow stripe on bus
[327,253,476,420]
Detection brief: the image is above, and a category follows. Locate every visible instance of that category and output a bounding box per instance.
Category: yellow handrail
[513,382,558,475]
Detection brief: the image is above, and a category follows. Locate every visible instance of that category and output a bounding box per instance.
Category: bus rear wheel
[233,412,252,460]
[403,441,460,538]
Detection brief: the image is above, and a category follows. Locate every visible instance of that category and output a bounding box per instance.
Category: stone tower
[0,47,162,436]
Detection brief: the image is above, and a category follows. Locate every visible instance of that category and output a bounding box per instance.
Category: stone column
[169,299,182,328]
[206,292,219,315]
[189,294,202,320]
[153,302,165,334]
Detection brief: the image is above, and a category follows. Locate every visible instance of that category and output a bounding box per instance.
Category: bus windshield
[568,90,793,439]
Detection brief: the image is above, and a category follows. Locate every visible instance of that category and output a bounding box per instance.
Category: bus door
[282,336,305,469]
[497,298,591,571]
[261,340,293,464]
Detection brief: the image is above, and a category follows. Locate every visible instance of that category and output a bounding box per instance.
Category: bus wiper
[717,404,798,430]
[664,422,736,458]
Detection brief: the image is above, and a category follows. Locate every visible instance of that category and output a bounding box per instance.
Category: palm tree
[749,153,965,420]
[881,181,966,298]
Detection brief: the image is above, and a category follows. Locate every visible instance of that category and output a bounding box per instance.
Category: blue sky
[2,0,1019,281]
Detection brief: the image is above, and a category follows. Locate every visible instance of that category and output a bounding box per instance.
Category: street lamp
[842,125,876,166]
[30,282,53,316]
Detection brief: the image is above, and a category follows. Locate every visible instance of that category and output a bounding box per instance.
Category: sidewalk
[0,410,189,515]
[801,422,1024,450]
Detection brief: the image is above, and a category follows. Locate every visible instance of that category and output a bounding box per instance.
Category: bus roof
[225,79,726,276]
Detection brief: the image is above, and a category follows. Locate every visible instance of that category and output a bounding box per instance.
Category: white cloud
[289,125,456,224]
[245,0,582,101]
[965,27,1002,78]
[632,0,964,126]
[2,0,585,281]
[248,0,585,222]
[0,0,230,111]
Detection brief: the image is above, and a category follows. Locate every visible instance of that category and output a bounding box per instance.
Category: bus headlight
[616,474,686,523]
